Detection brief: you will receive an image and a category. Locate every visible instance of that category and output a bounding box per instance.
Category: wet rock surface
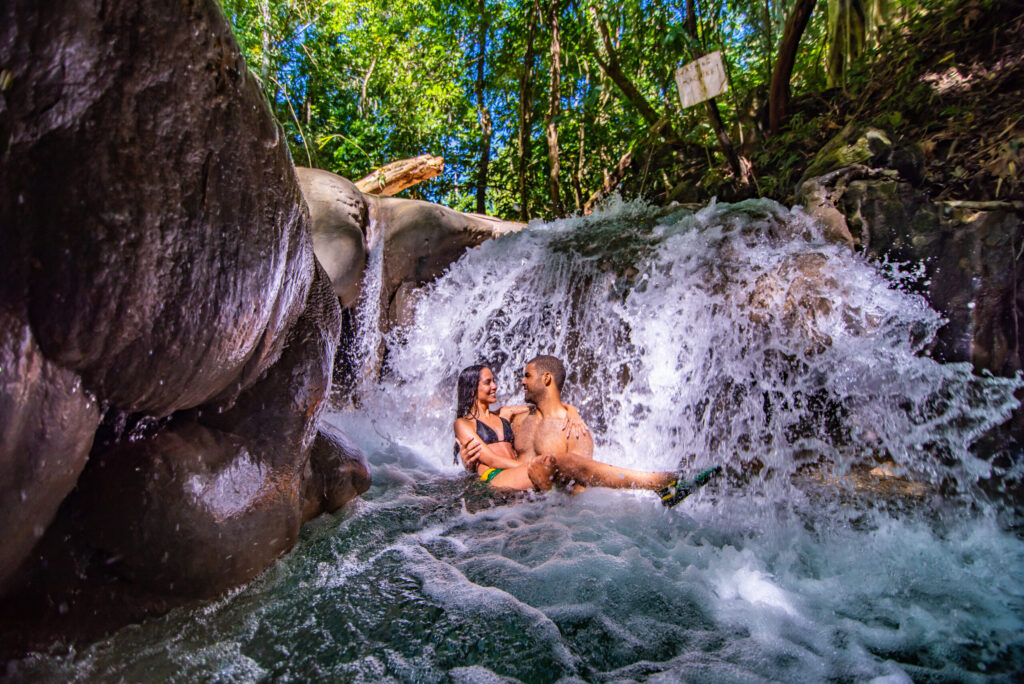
[199,263,342,470]
[73,421,304,597]
[0,307,100,593]
[0,0,364,647]
[798,165,1023,378]
[302,423,372,522]
[0,0,313,418]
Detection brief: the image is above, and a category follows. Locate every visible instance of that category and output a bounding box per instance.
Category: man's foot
[657,466,722,507]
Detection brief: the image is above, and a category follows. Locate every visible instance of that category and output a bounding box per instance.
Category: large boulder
[0,307,99,593]
[0,0,365,608]
[0,0,313,418]
[295,167,523,328]
[295,168,369,308]
[302,423,372,522]
[368,195,523,317]
[72,420,304,597]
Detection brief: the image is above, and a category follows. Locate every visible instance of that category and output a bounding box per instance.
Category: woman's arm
[454,419,521,470]
[563,404,590,440]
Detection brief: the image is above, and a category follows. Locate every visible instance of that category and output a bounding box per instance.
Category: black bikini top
[474,415,515,447]
[453,413,515,463]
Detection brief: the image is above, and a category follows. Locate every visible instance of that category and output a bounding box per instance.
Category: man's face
[521,362,545,404]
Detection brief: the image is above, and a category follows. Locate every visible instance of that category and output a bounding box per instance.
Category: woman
[453,364,719,505]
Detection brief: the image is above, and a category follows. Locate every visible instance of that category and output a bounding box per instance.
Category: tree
[475,0,493,214]
[544,0,565,217]
[769,0,818,134]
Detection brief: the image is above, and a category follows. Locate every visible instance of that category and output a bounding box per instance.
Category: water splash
[374,197,1021,510]
[9,198,1024,682]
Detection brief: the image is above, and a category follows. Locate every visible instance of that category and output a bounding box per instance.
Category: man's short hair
[529,354,566,392]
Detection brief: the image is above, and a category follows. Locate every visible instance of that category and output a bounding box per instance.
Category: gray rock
[296,167,523,330]
[296,167,369,308]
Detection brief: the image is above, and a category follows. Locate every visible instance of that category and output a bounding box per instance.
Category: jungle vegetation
[219,0,1023,217]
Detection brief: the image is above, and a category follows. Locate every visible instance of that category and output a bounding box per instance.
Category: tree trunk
[544,0,564,218]
[572,59,590,213]
[768,0,817,134]
[516,2,539,221]
[588,9,669,134]
[258,0,271,87]
[475,0,493,214]
[584,119,671,214]
[685,0,749,183]
[355,155,444,196]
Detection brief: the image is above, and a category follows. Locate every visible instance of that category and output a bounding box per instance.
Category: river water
[8,199,1024,682]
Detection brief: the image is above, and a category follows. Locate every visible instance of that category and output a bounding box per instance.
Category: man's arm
[565,423,594,460]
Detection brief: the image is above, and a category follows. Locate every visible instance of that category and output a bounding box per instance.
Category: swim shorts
[480,468,503,483]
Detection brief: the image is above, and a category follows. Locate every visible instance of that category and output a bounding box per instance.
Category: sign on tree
[675,51,728,109]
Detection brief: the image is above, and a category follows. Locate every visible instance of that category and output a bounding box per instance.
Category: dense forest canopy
[219,0,1018,218]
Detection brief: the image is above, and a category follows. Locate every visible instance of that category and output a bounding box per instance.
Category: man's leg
[539,453,675,490]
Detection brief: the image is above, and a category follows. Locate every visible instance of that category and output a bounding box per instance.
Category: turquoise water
[8,199,1024,682]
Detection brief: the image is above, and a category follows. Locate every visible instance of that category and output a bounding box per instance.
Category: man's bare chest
[514,415,570,459]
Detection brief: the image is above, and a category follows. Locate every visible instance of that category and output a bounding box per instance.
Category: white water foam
[8,199,1023,682]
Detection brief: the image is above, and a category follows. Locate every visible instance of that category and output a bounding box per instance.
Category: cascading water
[9,199,1024,682]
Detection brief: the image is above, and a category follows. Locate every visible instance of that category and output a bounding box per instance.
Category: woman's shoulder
[453,416,476,432]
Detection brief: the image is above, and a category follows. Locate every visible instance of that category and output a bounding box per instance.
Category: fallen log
[355,154,444,196]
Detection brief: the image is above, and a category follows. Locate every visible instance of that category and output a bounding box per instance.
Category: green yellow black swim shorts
[480,468,503,483]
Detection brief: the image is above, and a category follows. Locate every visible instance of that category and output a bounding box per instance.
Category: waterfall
[364,197,1021,510]
[10,199,1024,682]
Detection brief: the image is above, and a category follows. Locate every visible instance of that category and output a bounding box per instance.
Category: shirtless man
[460,355,719,505]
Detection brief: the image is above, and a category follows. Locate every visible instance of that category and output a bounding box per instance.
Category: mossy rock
[797,124,893,189]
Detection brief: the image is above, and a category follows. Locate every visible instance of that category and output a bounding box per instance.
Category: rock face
[796,128,1023,378]
[0,0,368,604]
[0,308,99,595]
[295,168,369,308]
[296,167,523,332]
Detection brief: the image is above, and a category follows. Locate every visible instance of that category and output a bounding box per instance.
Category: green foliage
[216,0,958,215]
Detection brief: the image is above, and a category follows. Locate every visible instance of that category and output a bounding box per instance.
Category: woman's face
[476,367,498,405]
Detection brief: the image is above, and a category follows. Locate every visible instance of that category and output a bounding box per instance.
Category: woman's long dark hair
[454,364,487,464]
[456,364,487,419]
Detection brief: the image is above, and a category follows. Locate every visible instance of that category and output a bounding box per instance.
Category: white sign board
[675,51,728,109]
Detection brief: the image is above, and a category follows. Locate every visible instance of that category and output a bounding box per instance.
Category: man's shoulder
[512,406,537,419]
[510,407,538,429]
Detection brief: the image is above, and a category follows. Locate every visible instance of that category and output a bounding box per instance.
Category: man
[463,355,719,506]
